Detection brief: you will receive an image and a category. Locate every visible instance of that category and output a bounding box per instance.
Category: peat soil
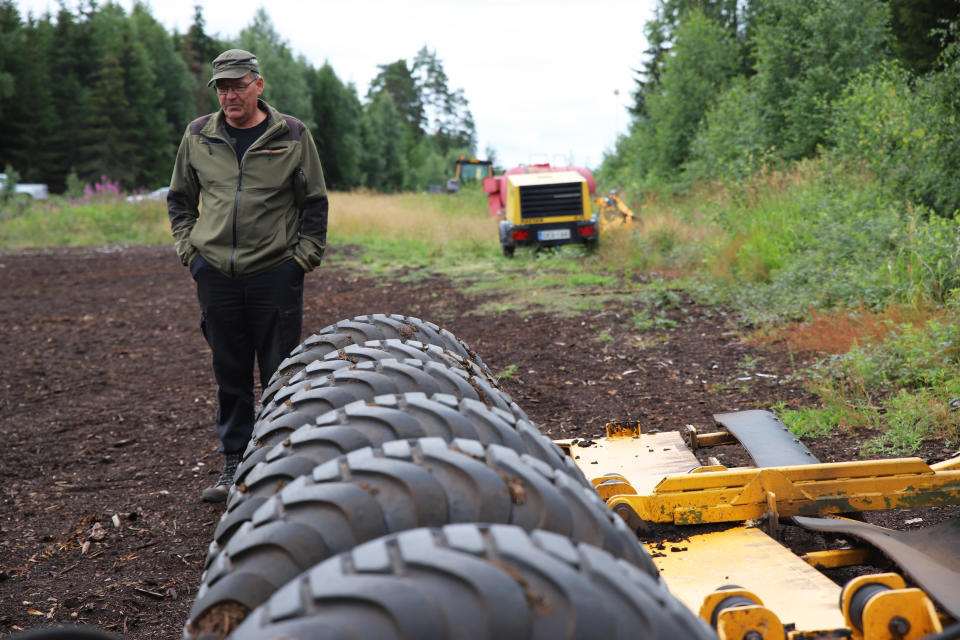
[1,245,956,638]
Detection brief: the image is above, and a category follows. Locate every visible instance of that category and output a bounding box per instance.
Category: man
[166,49,328,502]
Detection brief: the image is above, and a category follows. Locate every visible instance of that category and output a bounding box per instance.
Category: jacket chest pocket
[243,146,295,191]
[197,141,237,190]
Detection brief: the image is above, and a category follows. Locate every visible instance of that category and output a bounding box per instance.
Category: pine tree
[131,1,194,175]
[411,46,476,155]
[0,0,19,120]
[46,5,96,191]
[361,91,410,192]
[0,11,60,184]
[80,43,137,185]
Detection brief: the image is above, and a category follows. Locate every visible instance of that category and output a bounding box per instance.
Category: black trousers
[192,255,304,454]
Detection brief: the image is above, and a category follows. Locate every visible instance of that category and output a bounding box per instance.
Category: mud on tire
[224,524,715,640]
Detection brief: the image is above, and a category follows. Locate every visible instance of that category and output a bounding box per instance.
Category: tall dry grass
[594,186,726,275]
[330,190,496,249]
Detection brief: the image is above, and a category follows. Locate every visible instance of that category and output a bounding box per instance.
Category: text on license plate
[538,229,570,241]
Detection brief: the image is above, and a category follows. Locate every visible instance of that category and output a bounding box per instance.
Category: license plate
[538,229,570,241]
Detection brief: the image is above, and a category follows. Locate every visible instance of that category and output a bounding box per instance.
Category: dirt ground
[1,244,956,638]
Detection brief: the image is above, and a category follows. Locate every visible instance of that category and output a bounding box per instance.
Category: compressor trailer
[484,165,599,257]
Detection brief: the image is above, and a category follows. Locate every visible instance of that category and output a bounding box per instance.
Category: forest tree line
[600,0,960,218]
[0,1,478,194]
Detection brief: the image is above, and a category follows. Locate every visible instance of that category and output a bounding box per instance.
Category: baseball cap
[208,49,259,87]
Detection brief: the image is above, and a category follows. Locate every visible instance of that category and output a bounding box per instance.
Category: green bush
[831,56,960,218]
[685,77,770,182]
[698,164,904,322]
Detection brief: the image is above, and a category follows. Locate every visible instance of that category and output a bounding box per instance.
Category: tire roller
[185,437,658,638]
[188,318,705,640]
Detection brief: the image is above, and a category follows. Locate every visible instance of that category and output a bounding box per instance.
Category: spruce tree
[308,62,363,189]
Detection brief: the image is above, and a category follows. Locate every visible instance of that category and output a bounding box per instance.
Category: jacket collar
[201,99,286,139]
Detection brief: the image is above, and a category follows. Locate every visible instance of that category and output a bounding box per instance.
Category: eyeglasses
[215,77,257,96]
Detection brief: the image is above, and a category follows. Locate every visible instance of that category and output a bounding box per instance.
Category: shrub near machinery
[483,163,599,257]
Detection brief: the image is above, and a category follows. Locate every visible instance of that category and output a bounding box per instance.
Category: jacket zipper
[231,121,284,276]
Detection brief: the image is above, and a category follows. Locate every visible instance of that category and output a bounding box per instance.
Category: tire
[262,337,496,414]
[501,243,515,258]
[188,438,654,638]
[220,394,587,548]
[225,524,716,640]
[336,340,496,384]
[252,358,526,453]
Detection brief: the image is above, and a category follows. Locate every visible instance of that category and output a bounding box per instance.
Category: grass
[496,364,519,380]
[0,196,171,248]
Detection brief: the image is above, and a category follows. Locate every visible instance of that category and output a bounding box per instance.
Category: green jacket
[167,100,328,278]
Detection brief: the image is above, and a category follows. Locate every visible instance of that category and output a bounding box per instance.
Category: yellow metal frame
[801,548,873,569]
[556,422,960,638]
[604,457,960,525]
[505,171,592,226]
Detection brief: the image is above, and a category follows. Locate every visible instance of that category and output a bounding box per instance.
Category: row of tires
[185,314,718,639]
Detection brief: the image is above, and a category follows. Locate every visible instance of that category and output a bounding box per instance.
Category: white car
[126,187,170,203]
[0,172,49,199]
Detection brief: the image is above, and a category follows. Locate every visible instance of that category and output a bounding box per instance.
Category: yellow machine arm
[594,191,636,231]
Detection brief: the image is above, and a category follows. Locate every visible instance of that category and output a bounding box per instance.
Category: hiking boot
[202,452,242,503]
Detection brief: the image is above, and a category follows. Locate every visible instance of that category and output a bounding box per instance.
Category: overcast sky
[15,0,656,169]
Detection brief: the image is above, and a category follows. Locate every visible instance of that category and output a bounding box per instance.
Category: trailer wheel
[501,243,515,258]
[220,394,587,548]
[224,525,715,640]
